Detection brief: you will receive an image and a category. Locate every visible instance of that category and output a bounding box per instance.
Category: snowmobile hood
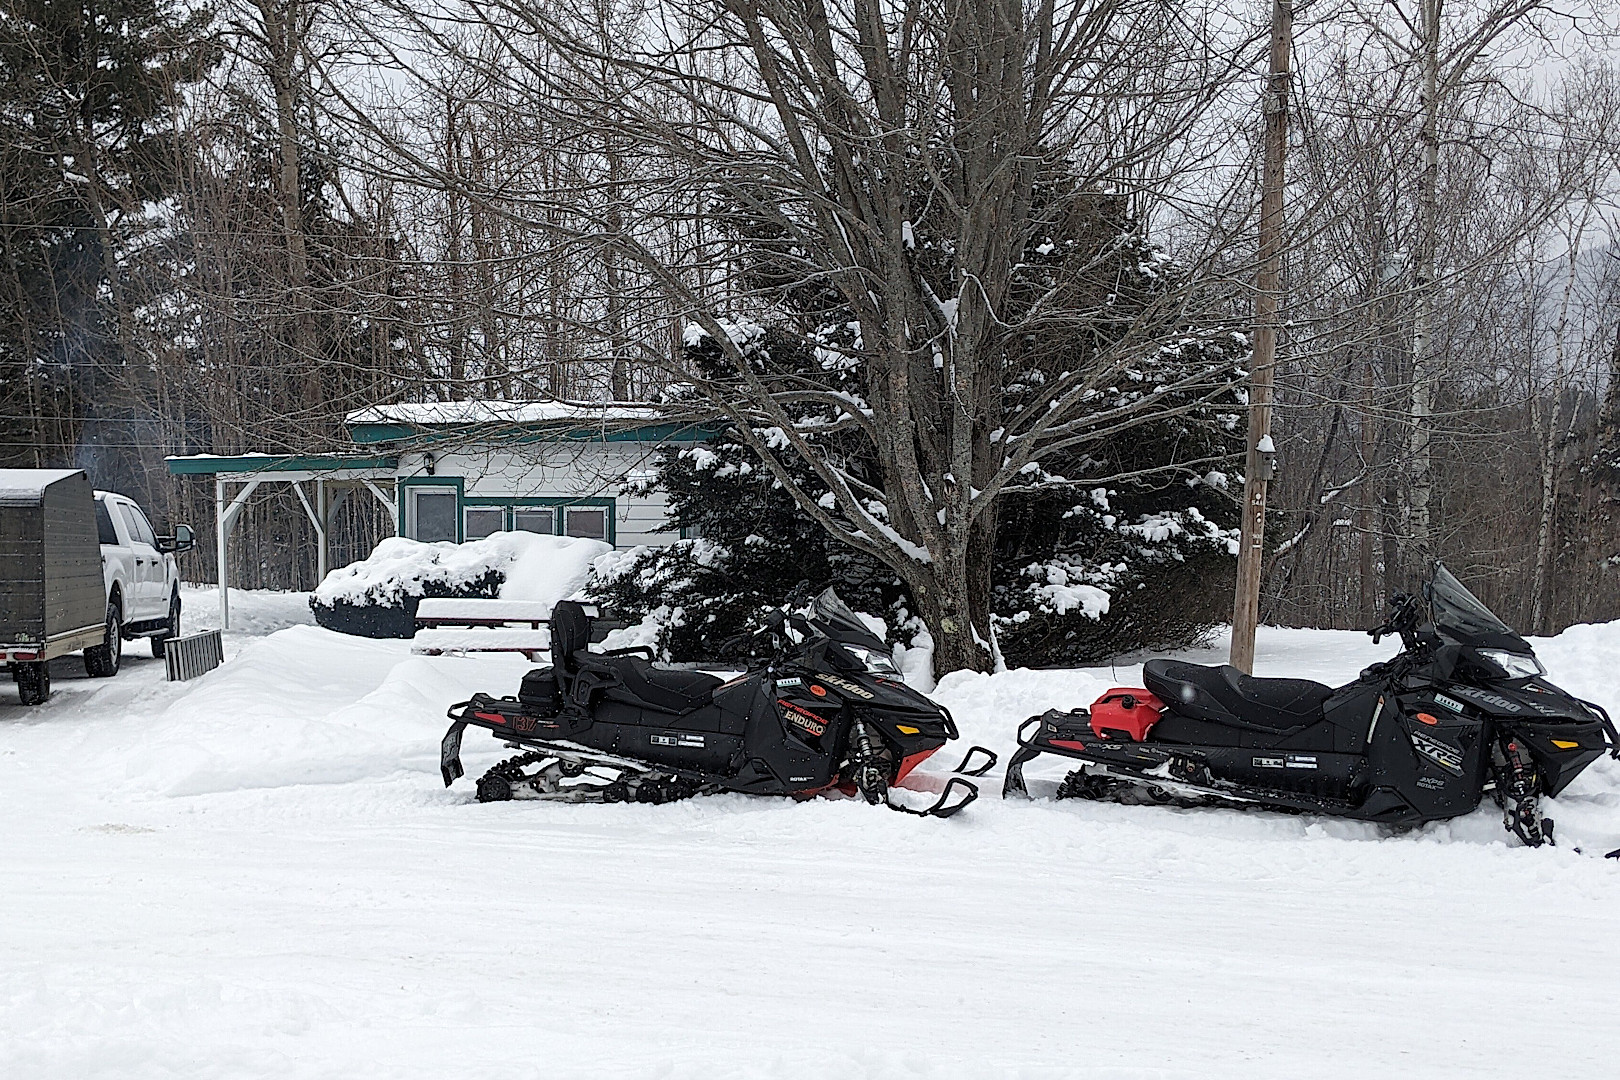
[781,666,942,714]
[1444,680,1595,723]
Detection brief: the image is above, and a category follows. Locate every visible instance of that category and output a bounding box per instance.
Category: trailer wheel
[84,599,122,678]
[151,592,180,659]
[15,661,50,705]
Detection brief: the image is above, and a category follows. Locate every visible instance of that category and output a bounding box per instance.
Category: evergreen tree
[590,192,1245,666]
[0,0,216,465]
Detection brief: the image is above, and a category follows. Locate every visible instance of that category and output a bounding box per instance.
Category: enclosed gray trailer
[1,469,107,705]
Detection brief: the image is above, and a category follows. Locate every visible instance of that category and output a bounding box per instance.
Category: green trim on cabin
[347,421,720,447]
[461,495,616,545]
[165,453,398,475]
[397,475,466,542]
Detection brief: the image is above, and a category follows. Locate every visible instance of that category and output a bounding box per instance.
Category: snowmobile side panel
[1146,711,1344,754]
[1320,683,1381,753]
[1367,697,1488,820]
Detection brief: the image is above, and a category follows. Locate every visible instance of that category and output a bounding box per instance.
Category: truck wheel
[15,661,50,705]
[151,592,181,658]
[84,600,122,678]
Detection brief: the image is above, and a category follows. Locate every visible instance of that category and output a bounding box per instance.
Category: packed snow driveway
[3,592,1618,1078]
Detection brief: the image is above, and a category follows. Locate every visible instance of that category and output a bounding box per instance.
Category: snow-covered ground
[3,589,1618,1078]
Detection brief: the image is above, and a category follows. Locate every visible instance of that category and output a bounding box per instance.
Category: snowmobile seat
[1143,659,1334,732]
[551,601,591,675]
[550,600,722,714]
[608,662,725,715]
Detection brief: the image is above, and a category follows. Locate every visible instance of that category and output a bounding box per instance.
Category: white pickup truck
[91,491,192,674]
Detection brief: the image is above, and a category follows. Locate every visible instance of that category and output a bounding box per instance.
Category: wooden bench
[411,598,625,660]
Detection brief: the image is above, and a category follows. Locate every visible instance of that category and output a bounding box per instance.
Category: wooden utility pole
[1231,0,1293,674]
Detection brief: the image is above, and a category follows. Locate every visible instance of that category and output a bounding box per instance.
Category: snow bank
[180,583,315,636]
[312,532,609,608]
[3,617,1619,1077]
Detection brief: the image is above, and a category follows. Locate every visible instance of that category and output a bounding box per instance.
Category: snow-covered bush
[312,532,609,637]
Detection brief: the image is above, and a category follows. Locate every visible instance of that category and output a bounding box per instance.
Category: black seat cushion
[550,601,590,676]
[1144,658,1332,732]
[606,660,724,714]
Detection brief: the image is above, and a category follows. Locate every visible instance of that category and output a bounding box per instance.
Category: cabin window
[512,507,556,535]
[409,488,459,543]
[463,507,504,540]
[564,507,608,541]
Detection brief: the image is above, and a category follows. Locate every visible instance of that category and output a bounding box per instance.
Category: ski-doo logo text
[1451,687,1521,713]
[778,699,827,737]
[815,673,874,700]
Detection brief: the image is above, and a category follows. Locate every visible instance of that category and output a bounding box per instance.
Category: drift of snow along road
[3,589,1618,1078]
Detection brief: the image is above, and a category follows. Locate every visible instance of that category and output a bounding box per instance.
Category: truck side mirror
[160,523,194,554]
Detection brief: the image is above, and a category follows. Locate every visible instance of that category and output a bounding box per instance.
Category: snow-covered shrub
[312,532,609,637]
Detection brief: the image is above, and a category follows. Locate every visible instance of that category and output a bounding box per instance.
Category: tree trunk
[258,0,318,413]
[1407,0,1442,564]
[906,512,997,675]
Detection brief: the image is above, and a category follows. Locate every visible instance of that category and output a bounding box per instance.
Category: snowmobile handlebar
[1369,593,1421,646]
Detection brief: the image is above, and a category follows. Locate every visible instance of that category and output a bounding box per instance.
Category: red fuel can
[1089,688,1165,741]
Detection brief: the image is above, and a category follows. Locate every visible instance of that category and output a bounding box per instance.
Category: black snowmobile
[1004,564,1619,847]
[441,589,994,817]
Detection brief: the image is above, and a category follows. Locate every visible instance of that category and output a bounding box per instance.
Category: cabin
[166,400,712,626]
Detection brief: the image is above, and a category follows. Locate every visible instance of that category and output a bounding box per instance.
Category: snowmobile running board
[441,702,996,820]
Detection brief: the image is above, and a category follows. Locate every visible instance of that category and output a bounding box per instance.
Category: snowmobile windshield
[807,587,889,652]
[1428,564,1526,649]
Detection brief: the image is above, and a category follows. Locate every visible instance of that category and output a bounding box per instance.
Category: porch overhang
[165,454,401,630]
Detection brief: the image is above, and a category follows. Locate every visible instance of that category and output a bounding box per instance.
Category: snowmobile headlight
[846,645,900,675]
[1477,648,1544,680]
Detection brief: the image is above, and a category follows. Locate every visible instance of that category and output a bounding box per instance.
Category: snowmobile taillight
[1089,688,1165,742]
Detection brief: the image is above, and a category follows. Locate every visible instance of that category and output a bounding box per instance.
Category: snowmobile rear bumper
[1004,712,1098,798]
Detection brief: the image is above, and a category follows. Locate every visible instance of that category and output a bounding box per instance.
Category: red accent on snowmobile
[893,746,940,785]
[1051,738,1091,752]
[474,711,508,725]
[1089,689,1165,741]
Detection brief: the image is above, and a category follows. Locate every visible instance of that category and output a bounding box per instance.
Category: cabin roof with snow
[345,399,712,446]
